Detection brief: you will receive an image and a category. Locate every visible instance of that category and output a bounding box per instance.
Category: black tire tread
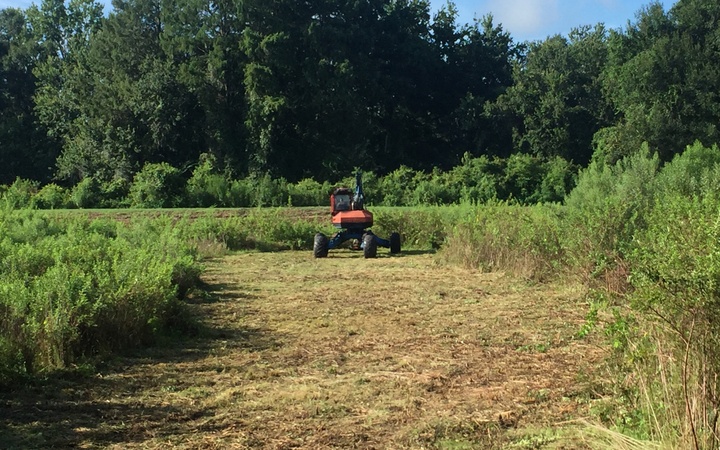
[390,232,401,254]
[314,233,329,258]
[363,233,377,258]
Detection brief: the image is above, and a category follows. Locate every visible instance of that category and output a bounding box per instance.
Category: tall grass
[439,202,563,280]
[0,211,202,382]
[372,206,470,250]
[437,143,720,448]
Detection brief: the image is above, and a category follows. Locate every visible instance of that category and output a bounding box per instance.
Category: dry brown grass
[0,250,605,449]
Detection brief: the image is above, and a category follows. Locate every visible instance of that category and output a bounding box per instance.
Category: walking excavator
[313,172,400,258]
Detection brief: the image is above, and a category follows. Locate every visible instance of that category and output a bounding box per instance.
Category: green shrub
[538,157,577,203]
[227,178,254,207]
[243,209,326,250]
[248,173,289,207]
[410,172,458,206]
[563,145,659,283]
[621,192,720,447]
[129,162,186,208]
[0,209,64,244]
[656,141,720,198]
[2,178,39,209]
[71,177,102,209]
[287,178,331,206]
[566,143,720,446]
[182,216,250,252]
[186,154,232,207]
[32,183,71,209]
[449,154,503,204]
[100,178,131,208]
[373,206,461,250]
[379,166,422,206]
[0,212,202,381]
[502,153,545,203]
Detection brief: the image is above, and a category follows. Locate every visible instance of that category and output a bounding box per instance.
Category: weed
[0,211,203,380]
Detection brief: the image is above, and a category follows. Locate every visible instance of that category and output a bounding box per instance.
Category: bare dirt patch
[76,207,330,224]
[0,250,605,449]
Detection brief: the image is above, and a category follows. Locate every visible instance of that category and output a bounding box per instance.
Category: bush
[100,178,131,208]
[227,178,254,207]
[538,157,577,203]
[288,178,331,206]
[655,141,720,198]
[248,173,289,207]
[449,154,503,204]
[620,192,720,447]
[566,143,720,446]
[32,183,71,209]
[379,166,422,206]
[502,153,545,203]
[410,171,458,206]
[563,145,659,285]
[186,154,232,207]
[2,178,39,209]
[0,212,202,381]
[129,162,186,208]
[243,210,323,250]
[373,206,462,250]
[71,177,102,209]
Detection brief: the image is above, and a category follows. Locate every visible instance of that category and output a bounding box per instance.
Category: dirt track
[0,250,604,449]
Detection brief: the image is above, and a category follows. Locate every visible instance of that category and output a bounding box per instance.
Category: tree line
[1,0,719,190]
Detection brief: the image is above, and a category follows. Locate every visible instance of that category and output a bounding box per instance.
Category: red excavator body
[330,187,373,229]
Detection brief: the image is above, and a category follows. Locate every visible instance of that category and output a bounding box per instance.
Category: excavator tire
[363,233,377,258]
[313,233,329,258]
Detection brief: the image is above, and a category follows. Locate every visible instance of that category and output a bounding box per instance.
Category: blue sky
[0,0,678,43]
[435,0,679,41]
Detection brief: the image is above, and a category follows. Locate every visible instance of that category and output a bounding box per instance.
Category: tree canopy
[1,0,719,186]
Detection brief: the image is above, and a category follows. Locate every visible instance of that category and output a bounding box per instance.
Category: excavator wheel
[390,232,401,254]
[313,233,329,258]
[363,233,377,258]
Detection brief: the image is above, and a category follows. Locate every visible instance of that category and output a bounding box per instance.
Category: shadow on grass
[0,373,209,449]
[316,248,437,259]
[394,249,437,256]
[0,276,278,449]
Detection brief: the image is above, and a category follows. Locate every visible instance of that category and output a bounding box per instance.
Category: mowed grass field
[0,249,605,449]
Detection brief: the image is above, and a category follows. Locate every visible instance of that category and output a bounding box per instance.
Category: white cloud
[483,0,561,36]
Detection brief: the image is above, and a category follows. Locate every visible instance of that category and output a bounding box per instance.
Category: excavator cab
[330,189,352,213]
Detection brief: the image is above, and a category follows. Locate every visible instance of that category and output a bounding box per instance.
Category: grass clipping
[1,250,603,449]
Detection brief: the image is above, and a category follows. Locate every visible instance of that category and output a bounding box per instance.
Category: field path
[1,251,603,449]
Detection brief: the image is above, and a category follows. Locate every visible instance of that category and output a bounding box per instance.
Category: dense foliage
[439,141,720,448]
[0,152,577,208]
[2,0,719,190]
[0,212,203,381]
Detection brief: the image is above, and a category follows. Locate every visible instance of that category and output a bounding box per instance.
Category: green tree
[595,0,720,164]
[162,0,248,173]
[434,12,520,161]
[0,8,58,183]
[48,0,205,183]
[488,25,612,165]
